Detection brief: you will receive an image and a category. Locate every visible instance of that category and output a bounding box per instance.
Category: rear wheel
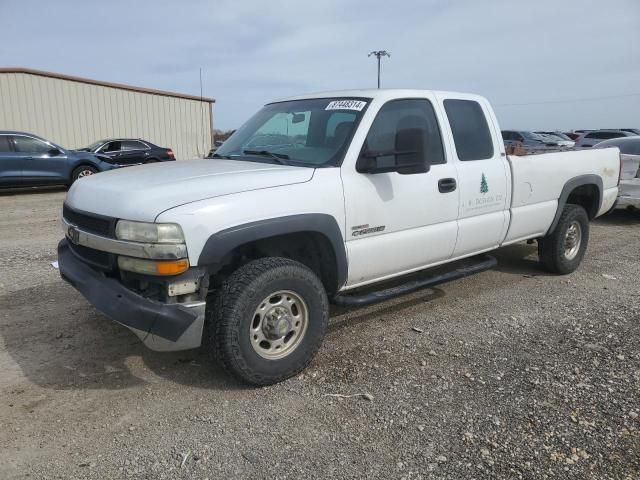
[538,204,589,274]
[205,257,329,385]
[71,165,97,183]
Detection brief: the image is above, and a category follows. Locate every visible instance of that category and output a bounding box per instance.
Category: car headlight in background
[116,220,185,244]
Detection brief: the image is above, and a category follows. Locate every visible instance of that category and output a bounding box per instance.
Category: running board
[333,255,497,307]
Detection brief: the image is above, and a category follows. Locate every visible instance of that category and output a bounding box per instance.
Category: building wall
[0,72,213,160]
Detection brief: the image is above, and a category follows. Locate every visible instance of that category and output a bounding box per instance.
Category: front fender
[197,214,348,289]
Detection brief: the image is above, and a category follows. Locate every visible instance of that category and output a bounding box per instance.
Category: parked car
[619,128,640,135]
[78,139,174,165]
[58,89,620,385]
[564,132,581,140]
[0,131,117,188]
[501,130,558,151]
[594,136,640,210]
[574,130,636,148]
[534,131,575,147]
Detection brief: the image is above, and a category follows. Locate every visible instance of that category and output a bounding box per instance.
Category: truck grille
[63,204,116,238]
[68,241,115,270]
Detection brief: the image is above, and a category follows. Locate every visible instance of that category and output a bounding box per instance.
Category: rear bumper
[58,239,205,351]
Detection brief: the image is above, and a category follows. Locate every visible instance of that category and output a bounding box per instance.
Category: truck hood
[65,159,315,221]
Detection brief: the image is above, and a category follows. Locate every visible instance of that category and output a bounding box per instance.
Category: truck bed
[503,148,620,245]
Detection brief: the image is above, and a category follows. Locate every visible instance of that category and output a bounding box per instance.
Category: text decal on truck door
[351,224,386,236]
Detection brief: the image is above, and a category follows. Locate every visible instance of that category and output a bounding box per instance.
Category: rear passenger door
[119,140,150,164]
[439,97,509,257]
[0,135,23,186]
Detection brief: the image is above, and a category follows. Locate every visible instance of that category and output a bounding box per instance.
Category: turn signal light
[118,256,189,276]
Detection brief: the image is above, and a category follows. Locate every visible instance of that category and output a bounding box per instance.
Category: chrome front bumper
[62,217,187,260]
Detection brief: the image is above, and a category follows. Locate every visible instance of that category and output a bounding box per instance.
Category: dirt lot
[0,188,638,480]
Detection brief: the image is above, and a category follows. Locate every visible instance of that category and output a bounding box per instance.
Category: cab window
[444,99,494,161]
[362,99,445,167]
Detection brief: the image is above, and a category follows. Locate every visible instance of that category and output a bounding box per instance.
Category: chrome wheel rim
[250,290,308,360]
[564,221,582,260]
[77,169,94,178]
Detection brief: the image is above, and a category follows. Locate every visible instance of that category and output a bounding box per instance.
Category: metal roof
[0,67,215,103]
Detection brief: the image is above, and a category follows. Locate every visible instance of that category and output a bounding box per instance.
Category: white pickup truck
[58,89,621,385]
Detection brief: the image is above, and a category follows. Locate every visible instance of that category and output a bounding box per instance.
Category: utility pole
[368,50,390,88]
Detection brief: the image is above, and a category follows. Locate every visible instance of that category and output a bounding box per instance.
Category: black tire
[71,165,97,183]
[206,257,329,386]
[538,204,589,274]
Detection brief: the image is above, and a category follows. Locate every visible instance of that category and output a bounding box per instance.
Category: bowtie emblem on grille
[67,225,80,245]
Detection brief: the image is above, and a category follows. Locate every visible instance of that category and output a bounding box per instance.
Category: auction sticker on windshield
[325,100,367,111]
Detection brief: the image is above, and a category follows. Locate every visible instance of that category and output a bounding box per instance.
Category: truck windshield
[215,97,370,167]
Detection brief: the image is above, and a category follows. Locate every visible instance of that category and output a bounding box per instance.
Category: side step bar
[333,255,497,307]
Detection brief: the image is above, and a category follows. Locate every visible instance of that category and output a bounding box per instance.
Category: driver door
[341,97,459,287]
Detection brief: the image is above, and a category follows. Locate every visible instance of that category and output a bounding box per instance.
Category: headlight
[118,256,189,276]
[116,220,184,244]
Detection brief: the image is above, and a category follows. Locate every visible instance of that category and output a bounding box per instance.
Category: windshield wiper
[210,153,232,159]
[242,149,290,165]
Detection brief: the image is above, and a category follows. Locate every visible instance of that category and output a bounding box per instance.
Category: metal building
[0,68,215,160]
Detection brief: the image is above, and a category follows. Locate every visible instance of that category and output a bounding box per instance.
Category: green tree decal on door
[480,173,488,194]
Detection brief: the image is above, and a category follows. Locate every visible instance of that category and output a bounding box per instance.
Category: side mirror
[48,148,62,156]
[356,127,430,175]
[291,113,306,124]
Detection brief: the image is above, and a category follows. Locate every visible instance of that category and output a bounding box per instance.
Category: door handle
[438,178,457,193]
[24,156,33,160]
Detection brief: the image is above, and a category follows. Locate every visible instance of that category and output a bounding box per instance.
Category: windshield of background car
[215,98,370,167]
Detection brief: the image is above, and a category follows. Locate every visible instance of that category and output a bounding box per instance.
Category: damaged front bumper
[58,239,205,351]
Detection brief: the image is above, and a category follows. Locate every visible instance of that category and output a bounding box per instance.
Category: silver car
[534,131,575,148]
[594,136,640,210]
[574,130,635,148]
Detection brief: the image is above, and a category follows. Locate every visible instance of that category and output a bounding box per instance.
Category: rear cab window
[443,99,494,161]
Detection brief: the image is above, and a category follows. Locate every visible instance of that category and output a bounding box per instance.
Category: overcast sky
[1,0,639,131]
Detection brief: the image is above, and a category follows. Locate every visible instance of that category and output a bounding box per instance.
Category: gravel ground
[0,188,638,480]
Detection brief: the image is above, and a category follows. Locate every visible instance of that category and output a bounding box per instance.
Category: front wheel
[538,204,589,274]
[206,257,329,385]
[71,165,97,183]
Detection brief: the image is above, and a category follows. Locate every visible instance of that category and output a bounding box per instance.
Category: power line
[495,92,640,107]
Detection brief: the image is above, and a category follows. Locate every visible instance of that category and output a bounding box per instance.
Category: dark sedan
[79,138,175,165]
[0,131,117,188]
